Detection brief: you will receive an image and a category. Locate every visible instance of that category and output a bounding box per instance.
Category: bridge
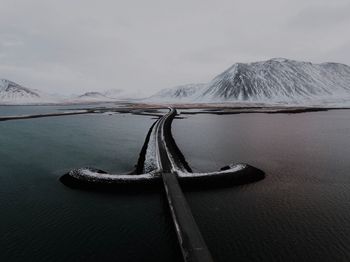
[60,107,264,262]
[154,108,214,262]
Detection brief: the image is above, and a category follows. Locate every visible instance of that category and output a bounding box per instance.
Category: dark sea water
[173,110,350,262]
[0,103,125,117]
[0,111,181,262]
[1,107,350,262]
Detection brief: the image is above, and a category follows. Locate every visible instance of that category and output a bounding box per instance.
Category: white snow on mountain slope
[148,58,350,105]
[73,91,116,102]
[0,79,39,101]
[0,80,137,104]
[147,83,207,102]
[72,89,145,102]
[200,58,350,104]
[0,79,60,105]
[3,58,350,106]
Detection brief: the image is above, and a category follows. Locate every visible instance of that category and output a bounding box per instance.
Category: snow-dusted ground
[64,108,250,185]
[143,121,161,173]
[69,168,156,183]
[176,164,246,178]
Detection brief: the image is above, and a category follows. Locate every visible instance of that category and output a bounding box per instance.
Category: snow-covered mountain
[149,58,350,105]
[0,79,62,104]
[148,83,207,102]
[74,89,144,102]
[3,58,350,105]
[0,80,118,105]
[0,79,139,104]
[75,91,115,102]
[201,58,350,103]
[0,79,40,103]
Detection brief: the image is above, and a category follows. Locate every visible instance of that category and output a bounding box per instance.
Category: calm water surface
[1,107,350,262]
[0,103,124,116]
[0,112,181,262]
[173,110,350,262]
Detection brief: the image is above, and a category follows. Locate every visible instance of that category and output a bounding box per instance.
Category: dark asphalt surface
[156,108,214,262]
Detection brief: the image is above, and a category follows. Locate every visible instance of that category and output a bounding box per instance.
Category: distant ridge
[0,80,127,104]
[78,91,111,99]
[148,83,206,102]
[149,58,350,105]
[3,58,350,105]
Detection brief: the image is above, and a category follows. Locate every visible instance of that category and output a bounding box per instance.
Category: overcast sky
[0,0,349,95]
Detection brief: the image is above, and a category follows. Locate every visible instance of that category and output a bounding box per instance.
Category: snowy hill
[76,92,115,102]
[0,79,116,105]
[149,58,350,105]
[74,90,143,102]
[0,79,139,104]
[0,79,39,102]
[148,83,206,102]
[0,79,56,104]
[201,58,350,103]
[3,58,350,106]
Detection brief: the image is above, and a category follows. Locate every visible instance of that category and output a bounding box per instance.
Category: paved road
[154,108,214,262]
[61,107,264,261]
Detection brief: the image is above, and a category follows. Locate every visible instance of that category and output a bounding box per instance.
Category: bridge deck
[157,108,214,262]
[162,172,214,262]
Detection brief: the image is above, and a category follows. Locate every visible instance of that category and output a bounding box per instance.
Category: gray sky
[0,0,349,95]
